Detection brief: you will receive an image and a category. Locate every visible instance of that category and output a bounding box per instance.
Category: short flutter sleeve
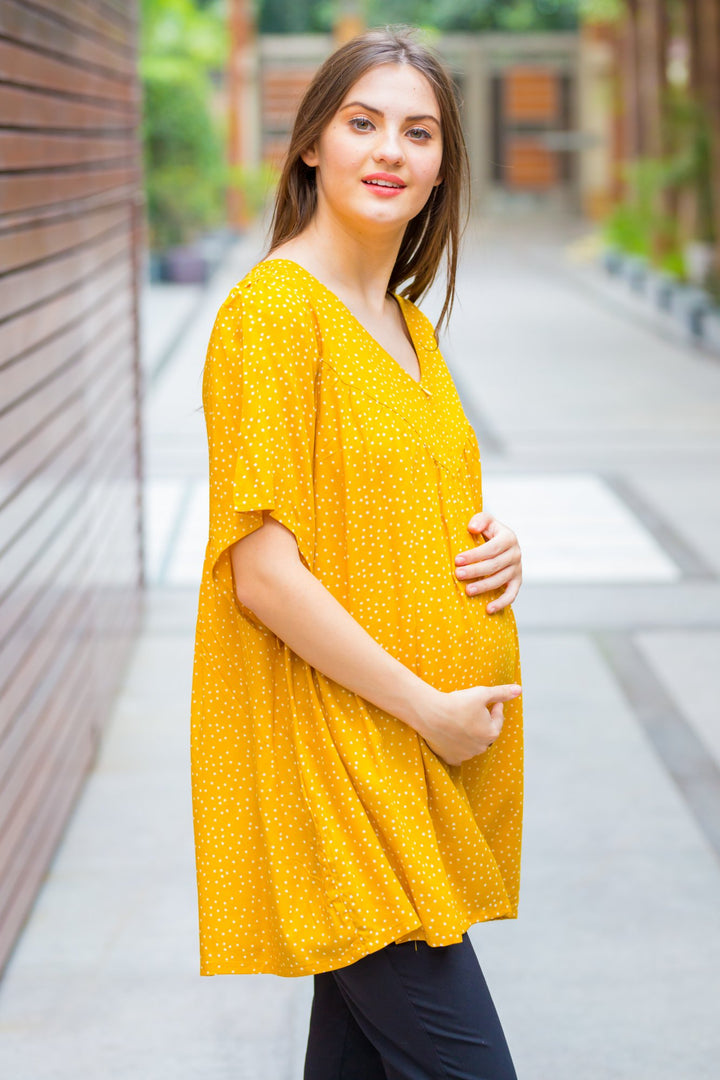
[202,273,321,600]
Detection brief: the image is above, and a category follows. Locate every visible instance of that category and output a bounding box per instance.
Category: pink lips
[361,173,406,197]
[362,172,406,186]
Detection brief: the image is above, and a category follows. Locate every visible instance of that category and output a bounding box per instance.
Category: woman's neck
[280,212,406,316]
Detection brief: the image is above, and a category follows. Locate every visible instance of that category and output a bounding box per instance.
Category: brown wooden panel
[14,0,136,53]
[0,168,138,218]
[0,254,132,365]
[0,657,94,919]
[0,587,96,807]
[1,358,132,548]
[0,694,93,974]
[0,227,131,319]
[0,408,136,678]
[0,416,87,574]
[0,401,133,584]
[0,586,89,758]
[0,40,136,105]
[0,520,137,750]
[0,511,92,724]
[98,0,137,27]
[0,84,134,130]
[1,326,132,479]
[504,68,559,122]
[0,592,93,822]
[505,137,558,188]
[0,0,142,981]
[0,204,127,275]
[4,380,85,468]
[0,1,135,76]
[0,338,132,573]
[0,468,95,662]
[0,345,131,561]
[0,388,135,731]
[0,130,134,170]
[262,69,314,127]
[3,371,136,565]
[2,281,132,414]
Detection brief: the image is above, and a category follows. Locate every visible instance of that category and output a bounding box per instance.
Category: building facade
[0,0,144,972]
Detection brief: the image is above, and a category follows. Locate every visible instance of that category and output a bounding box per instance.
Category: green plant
[227,161,282,218]
[603,78,718,284]
[662,83,715,247]
[140,0,228,251]
[603,156,684,274]
[141,55,226,249]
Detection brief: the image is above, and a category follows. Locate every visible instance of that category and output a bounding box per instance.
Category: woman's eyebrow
[341,100,440,125]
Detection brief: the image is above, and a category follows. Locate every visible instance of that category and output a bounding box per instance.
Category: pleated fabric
[190,258,523,977]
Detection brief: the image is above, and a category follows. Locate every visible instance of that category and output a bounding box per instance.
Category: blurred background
[1,2,719,1078]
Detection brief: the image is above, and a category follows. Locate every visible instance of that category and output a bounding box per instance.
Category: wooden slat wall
[261,66,317,170]
[0,0,144,973]
[501,67,563,190]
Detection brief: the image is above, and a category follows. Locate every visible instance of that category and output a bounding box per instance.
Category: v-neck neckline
[257,257,431,396]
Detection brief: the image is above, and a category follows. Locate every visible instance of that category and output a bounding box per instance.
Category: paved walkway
[1,212,719,1079]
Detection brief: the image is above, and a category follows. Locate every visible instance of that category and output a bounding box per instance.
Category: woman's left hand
[454,511,523,614]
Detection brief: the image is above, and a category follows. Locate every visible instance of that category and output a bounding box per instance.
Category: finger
[457,525,516,564]
[467,512,493,534]
[456,537,504,566]
[455,549,516,580]
[486,581,521,614]
[465,568,515,595]
[483,683,522,703]
[488,701,505,724]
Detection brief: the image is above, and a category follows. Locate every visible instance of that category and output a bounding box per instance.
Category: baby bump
[411,574,519,692]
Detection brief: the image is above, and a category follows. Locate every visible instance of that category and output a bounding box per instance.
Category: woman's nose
[373,129,404,165]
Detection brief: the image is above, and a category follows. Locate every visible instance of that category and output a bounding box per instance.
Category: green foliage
[603,81,717,281]
[604,161,663,256]
[262,0,581,33]
[577,0,622,22]
[140,0,227,69]
[662,83,715,245]
[603,157,683,275]
[228,161,282,217]
[140,0,228,250]
[260,0,324,33]
[142,58,227,248]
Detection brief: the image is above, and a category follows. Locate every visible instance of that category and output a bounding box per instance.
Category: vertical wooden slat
[0,0,143,974]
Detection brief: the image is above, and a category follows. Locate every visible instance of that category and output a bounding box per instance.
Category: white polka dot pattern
[190,258,524,977]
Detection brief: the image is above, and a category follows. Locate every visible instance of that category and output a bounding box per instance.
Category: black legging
[303,932,518,1079]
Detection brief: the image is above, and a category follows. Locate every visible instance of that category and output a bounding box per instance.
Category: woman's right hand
[416,684,522,766]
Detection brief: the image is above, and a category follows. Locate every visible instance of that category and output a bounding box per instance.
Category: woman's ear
[301,142,319,168]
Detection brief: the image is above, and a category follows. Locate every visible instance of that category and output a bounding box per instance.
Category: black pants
[303,932,518,1080]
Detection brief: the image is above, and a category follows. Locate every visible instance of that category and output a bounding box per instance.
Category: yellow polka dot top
[190,258,524,978]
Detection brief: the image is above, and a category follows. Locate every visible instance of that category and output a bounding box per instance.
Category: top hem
[198,902,519,979]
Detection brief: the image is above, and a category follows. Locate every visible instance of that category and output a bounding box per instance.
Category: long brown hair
[263,25,471,345]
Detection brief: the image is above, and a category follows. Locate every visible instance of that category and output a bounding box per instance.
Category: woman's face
[301,62,444,235]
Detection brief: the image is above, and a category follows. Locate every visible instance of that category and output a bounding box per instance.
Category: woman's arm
[230,513,521,765]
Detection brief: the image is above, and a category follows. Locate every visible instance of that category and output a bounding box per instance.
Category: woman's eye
[348,118,432,140]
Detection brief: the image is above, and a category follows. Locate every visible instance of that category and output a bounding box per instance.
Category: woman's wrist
[392,676,446,738]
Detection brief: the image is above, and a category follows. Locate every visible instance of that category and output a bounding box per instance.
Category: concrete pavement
[1,211,719,1080]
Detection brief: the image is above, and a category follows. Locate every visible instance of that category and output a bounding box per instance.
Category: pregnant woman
[191,25,524,1080]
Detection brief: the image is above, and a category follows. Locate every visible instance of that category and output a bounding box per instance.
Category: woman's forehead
[341,64,440,113]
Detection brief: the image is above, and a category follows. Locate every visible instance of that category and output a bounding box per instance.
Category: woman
[191,25,524,1080]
